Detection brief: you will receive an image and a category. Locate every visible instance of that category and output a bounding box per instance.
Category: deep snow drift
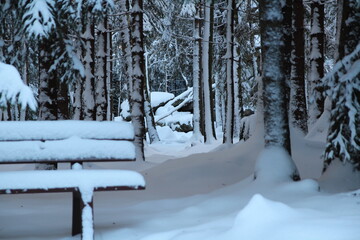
[0,120,360,240]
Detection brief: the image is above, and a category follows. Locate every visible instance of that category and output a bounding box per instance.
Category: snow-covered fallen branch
[155,87,193,123]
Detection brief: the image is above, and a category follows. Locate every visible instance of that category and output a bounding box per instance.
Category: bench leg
[72,190,82,236]
[81,198,94,240]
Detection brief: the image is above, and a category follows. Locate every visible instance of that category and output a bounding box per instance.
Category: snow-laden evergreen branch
[0,62,37,111]
[23,0,56,38]
[323,43,360,169]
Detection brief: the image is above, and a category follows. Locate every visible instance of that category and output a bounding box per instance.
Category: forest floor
[1,124,360,240]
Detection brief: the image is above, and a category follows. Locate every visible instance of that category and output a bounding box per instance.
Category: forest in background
[0,0,359,174]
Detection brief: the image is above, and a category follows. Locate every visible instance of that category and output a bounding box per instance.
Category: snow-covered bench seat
[0,120,146,240]
[0,120,136,163]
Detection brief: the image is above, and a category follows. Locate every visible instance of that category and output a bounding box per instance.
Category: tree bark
[192,2,203,142]
[260,0,291,152]
[81,12,96,120]
[130,0,146,161]
[223,0,234,144]
[259,0,299,179]
[308,0,325,127]
[95,17,108,121]
[202,0,216,143]
[290,0,308,133]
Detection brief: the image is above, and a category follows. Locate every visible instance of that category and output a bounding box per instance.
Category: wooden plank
[0,186,145,194]
[0,139,136,163]
[0,138,133,142]
[0,120,135,141]
[0,157,135,164]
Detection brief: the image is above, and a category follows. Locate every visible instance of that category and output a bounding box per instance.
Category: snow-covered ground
[1,120,360,240]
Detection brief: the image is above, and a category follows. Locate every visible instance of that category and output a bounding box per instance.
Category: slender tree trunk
[259,0,299,179]
[95,17,108,121]
[120,0,133,102]
[308,0,325,127]
[282,0,292,107]
[192,3,203,142]
[233,4,242,140]
[20,40,28,121]
[57,81,69,119]
[223,0,234,144]
[214,73,222,129]
[247,0,259,79]
[202,0,216,143]
[209,0,217,140]
[73,79,83,120]
[106,17,112,120]
[290,0,308,133]
[144,46,160,144]
[81,12,96,120]
[130,0,146,161]
[37,34,58,170]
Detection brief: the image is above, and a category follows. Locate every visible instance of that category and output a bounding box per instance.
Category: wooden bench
[0,120,146,240]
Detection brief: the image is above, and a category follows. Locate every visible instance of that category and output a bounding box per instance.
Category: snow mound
[234,194,297,225]
[223,194,299,240]
[254,146,297,182]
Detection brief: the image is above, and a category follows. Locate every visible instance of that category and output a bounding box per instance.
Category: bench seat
[0,120,134,141]
[0,138,135,164]
[0,169,145,194]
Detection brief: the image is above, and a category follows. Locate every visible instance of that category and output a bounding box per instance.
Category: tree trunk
[290,0,308,133]
[202,0,216,144]
[308,0,325,127]
[259,0,299,179]
[106,16,112,120]
[233,4,242,140]
[130,0,146,161]
[192,3,203,142]
[37,33,58,170]
[95,17,108,121]
[282,0,292,107]
[223,0,234,144]
[81,12,96,120]
[144,46,160,144]
[119,0,133,102]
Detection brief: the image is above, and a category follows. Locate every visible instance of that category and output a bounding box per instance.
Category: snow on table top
[0,120,134,141]
[0,137,135,163]
[0,170,145,192]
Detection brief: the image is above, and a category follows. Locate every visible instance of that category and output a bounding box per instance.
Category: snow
[0,170,145,192]
[0,120,134,141]
[0,138,135,163]
[254,146,298,183]
[23,0,56,38]
[82,204,94,240]
[180,2,196,17]
[0,62,37,111]
[150,91,174,109]
[0,117,360,239]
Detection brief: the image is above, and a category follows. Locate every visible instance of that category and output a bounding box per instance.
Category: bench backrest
[0,120,136,164]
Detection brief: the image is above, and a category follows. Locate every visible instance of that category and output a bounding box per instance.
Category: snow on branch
[23,0,56,38]
[0,62,37,111]
[323,43,360,167]
[155,88,193,123]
